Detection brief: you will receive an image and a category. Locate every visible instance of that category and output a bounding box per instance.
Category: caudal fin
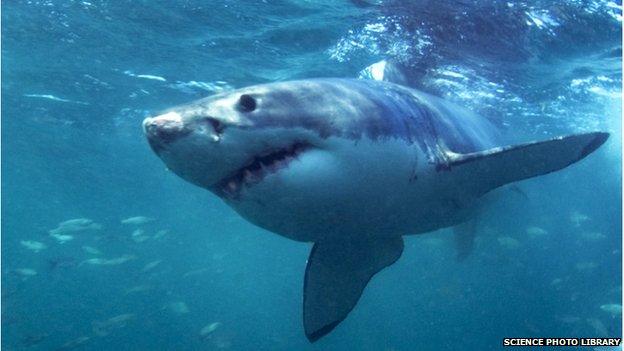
[447,132,609,196]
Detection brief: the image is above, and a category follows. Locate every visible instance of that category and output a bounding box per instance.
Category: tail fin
[447,132,609,196]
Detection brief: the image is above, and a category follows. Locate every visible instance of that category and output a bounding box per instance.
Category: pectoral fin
[447,132,608,195]
[303,237,404,342]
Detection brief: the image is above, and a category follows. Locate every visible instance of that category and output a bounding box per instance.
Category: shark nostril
[209,118,225,134]
[190,117,226,142]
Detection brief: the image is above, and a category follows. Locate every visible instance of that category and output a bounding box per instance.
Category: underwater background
[1,1,622,350]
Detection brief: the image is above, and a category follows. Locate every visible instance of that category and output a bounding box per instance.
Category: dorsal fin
[359,59,409,86]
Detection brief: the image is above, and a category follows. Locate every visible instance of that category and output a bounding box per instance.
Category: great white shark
[142,78,608,342]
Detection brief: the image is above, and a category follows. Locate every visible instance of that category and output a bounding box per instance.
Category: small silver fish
[168,301,189,315]
[142,260,162,272]
[92,314,135,337]
[199,322,222,338]
[14,268,37,276]
[82,246,102,255]
[56,336,91,350]
[600,303,622,316]
[121,216,155,225]
[81,254,136,266]
[20,240,47,252]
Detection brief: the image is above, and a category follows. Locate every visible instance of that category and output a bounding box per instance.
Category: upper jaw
[210,142,311,199]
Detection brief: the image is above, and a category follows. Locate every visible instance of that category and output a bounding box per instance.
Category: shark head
[143,79,419,240]
[144,81,344,198]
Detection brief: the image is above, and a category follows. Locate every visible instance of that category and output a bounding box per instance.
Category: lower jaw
[211,146,308,199]
[210,177,268,200]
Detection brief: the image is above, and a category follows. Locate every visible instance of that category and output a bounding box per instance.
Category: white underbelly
[224,137,478,242]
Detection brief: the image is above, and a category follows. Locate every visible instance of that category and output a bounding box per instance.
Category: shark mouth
[213,142,310,198]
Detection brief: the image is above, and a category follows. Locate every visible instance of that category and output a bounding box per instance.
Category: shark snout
[143,112,191,150]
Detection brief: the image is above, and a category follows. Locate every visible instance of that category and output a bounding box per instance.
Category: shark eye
[237,94,257,112]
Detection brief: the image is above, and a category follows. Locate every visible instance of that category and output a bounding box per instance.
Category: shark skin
[143,78,608,342]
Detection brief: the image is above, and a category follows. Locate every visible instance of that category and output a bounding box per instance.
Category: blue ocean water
[1,1,622,350]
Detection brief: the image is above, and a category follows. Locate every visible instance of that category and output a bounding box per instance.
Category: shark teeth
[216,142,309,198]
